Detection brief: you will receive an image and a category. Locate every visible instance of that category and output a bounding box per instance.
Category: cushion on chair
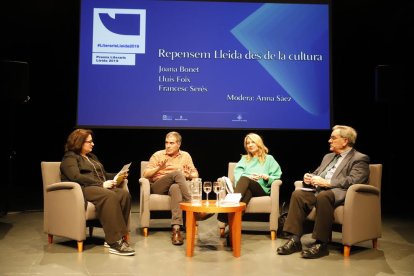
[305,205,344,225]
[245,196,272,213]
[85,202,98,220]
[148,194,171,210]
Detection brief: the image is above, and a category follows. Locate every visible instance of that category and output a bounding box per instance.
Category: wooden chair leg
[48,234,53,244]
[372,238,378,249]
[77,241,83,252]
[143,227,148,237]
[270,230,276,240]
[344,245,351,257]
[89,226,94,237]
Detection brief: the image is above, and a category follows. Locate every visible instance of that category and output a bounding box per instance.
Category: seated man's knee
[316,190,334,203]
[292,189,302,197]
[169,184,183,202]
[169,183,181,194]
[171,170,186,182]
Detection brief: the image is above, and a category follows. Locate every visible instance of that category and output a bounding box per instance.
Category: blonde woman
[218,133,282,223]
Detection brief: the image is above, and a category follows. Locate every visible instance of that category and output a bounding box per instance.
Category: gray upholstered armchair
[139,161,174,236]
[218,162,283,240]
[294,163,382,257]
[41,161,130,252]
[139,161,206,237]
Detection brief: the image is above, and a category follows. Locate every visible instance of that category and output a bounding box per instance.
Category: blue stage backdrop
[77,0,331,130]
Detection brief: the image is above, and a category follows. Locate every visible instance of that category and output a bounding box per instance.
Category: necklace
[83,155,106,182]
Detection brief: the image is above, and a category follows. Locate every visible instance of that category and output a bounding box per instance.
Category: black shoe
[109,239,135,256]
[217,213,228,224]
[224,229,231,247]
[277,238,302,255]
[301,243,329,259]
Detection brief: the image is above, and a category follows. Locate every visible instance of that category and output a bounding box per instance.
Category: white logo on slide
[93,8,146,54]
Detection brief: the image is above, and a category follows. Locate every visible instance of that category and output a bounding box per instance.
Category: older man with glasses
[276,125,370,259]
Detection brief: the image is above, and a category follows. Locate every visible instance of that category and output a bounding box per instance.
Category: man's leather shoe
[171,228,184,246]
[276,238,302,255]
[195,212,214,221]
[301,243,329,259]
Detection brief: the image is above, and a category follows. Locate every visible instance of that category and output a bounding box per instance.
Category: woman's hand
[260,174,269,181]
[249,173,260,181]
[103,180,116,189]
[249,173,269,181]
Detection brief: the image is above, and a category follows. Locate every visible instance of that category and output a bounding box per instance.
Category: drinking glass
[203,181,212,205]
[213,181,220,206]
[219,179,226,203]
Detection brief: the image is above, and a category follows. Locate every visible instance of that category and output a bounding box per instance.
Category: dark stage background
[2,0,412,216]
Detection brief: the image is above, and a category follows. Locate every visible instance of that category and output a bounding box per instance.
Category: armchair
[139,161,206,237]
[41,161,130,252]
[219,162,283,240]
[139,161,171,237]
[294,163,382,257]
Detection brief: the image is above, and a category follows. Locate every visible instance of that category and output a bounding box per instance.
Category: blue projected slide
[77,0,331,129]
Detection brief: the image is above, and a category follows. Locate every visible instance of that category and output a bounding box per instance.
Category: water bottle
[190,178,202,206]
[217,178,227,206]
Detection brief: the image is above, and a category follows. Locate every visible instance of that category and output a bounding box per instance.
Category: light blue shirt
[325,150,350,181]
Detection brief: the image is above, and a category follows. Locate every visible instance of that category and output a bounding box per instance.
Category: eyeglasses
[330,135,347,141]
[85,140,94,144]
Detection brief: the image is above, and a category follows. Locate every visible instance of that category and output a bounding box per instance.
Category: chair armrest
[344,183,380,207]
[269,179,282,231]
[270,179,282,204]
[44,181,88,240]
[46,181,80,191]
[139,177,151,228]
[139,178,151,203]
[342,184,382,245]
[271,179,283,189]
[346,183,380,195]
[46,181,85,208]
[294,180,303,190]
[117,179,131,230]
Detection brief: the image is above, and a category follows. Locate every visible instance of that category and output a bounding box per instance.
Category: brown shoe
[195,212,214,221]
[171,228,184,246]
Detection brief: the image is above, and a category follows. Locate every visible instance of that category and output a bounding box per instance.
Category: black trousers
[218,176,267,223]
[283,189,335,243]
[84,186,131,244]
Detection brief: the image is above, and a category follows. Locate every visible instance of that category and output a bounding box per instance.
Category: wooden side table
[179,200,246,257]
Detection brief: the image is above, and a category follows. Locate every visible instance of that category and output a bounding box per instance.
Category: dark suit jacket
[60,151,116,187]
[312,148,370,206]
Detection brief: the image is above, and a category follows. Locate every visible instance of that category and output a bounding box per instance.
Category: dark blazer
[312,148,370,206]
[60,151,116,188]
